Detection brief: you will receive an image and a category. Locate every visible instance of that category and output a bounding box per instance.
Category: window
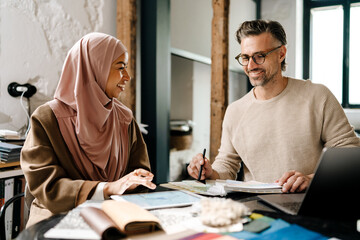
[304,0,360,108]
[310,6,343,102]
[349,3,360,104]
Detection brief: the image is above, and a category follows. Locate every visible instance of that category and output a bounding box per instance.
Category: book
[4,178,14,240]
[19,177,26,231]
[224,180,282,194]
[0,142,22,152]
[0,142,22,163]
[12,176,24,238]
[80,200,162,239]
[0,179,4,208]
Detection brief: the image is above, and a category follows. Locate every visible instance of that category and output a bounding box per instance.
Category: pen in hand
[197,148,206,183]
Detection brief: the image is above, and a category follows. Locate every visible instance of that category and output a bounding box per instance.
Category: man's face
[240,32,285,87]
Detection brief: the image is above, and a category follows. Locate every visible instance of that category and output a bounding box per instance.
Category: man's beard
[248,68,278,87]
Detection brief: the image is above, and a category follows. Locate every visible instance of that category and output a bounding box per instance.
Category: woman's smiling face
[105,52,130,99]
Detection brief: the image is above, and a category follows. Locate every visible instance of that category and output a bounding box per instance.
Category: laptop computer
[258,147,360,220]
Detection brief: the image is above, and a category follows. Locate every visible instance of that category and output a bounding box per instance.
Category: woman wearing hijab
[20,32,155,227]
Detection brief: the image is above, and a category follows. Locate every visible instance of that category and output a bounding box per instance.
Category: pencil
[197,148,206,182]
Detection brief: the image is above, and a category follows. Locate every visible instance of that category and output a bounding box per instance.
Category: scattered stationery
[150,199,245,235]
[250,224,328,240]
[229,213,327,240]
[224,180,282,194]
[111,190,202,210]
[243,218,271,233]
[178,232,238,240]
[43,199,329,240]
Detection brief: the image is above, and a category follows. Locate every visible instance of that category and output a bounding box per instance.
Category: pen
[197,148,206,183]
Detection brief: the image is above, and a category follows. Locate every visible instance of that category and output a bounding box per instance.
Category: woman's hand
[103,168,156,198]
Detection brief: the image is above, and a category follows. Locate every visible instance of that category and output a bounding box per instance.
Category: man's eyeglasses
[235,45,282,66]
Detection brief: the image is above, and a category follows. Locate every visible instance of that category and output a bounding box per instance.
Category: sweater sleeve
[211,107,242,180]
[320,87,360,148]
[20,105,99,215]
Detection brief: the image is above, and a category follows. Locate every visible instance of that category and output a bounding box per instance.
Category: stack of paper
[0,130,20,140]
[0,142,22,162]
[161,180,283,195]
[224,180,282,194]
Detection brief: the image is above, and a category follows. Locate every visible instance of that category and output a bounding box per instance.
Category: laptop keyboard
[278,201,301,214]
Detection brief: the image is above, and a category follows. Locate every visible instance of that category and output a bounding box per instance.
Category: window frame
[303,0,360,108]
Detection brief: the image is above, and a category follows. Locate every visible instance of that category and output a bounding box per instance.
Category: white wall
[0,0,117,133]
[171,0,212,62]
[171,0,301,79]
[170,55,193,120]
[229,0,257,71]
[261,0,303,79]
[171,0,256,72]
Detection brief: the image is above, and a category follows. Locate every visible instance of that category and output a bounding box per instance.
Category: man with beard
[187,20,360,193]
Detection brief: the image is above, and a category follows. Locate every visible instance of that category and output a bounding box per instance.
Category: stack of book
[0,142,22,163]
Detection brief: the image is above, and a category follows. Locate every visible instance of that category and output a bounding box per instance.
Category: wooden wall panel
[117,0,137,114]
[210,0,229,162]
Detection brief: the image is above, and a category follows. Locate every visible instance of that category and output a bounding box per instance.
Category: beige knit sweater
[212,78,360,182]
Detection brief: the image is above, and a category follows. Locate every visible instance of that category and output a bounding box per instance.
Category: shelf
[0,161,23,178]
[0,161,20,169]
[0,168,23,179]
[171,47,243,73]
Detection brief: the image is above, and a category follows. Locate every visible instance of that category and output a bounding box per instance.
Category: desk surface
[17,191,360,240]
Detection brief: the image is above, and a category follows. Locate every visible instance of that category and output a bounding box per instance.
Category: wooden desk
[17,192,360,240]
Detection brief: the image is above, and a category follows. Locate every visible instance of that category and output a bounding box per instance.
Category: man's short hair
[236,20,287,71]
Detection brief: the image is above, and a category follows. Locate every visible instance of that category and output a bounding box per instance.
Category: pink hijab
[48,32,133,182]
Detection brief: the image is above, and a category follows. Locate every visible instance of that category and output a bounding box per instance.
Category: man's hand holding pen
[187,151,220,180]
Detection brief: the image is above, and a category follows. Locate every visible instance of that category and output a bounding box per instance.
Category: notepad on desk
[224,180,282,194]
